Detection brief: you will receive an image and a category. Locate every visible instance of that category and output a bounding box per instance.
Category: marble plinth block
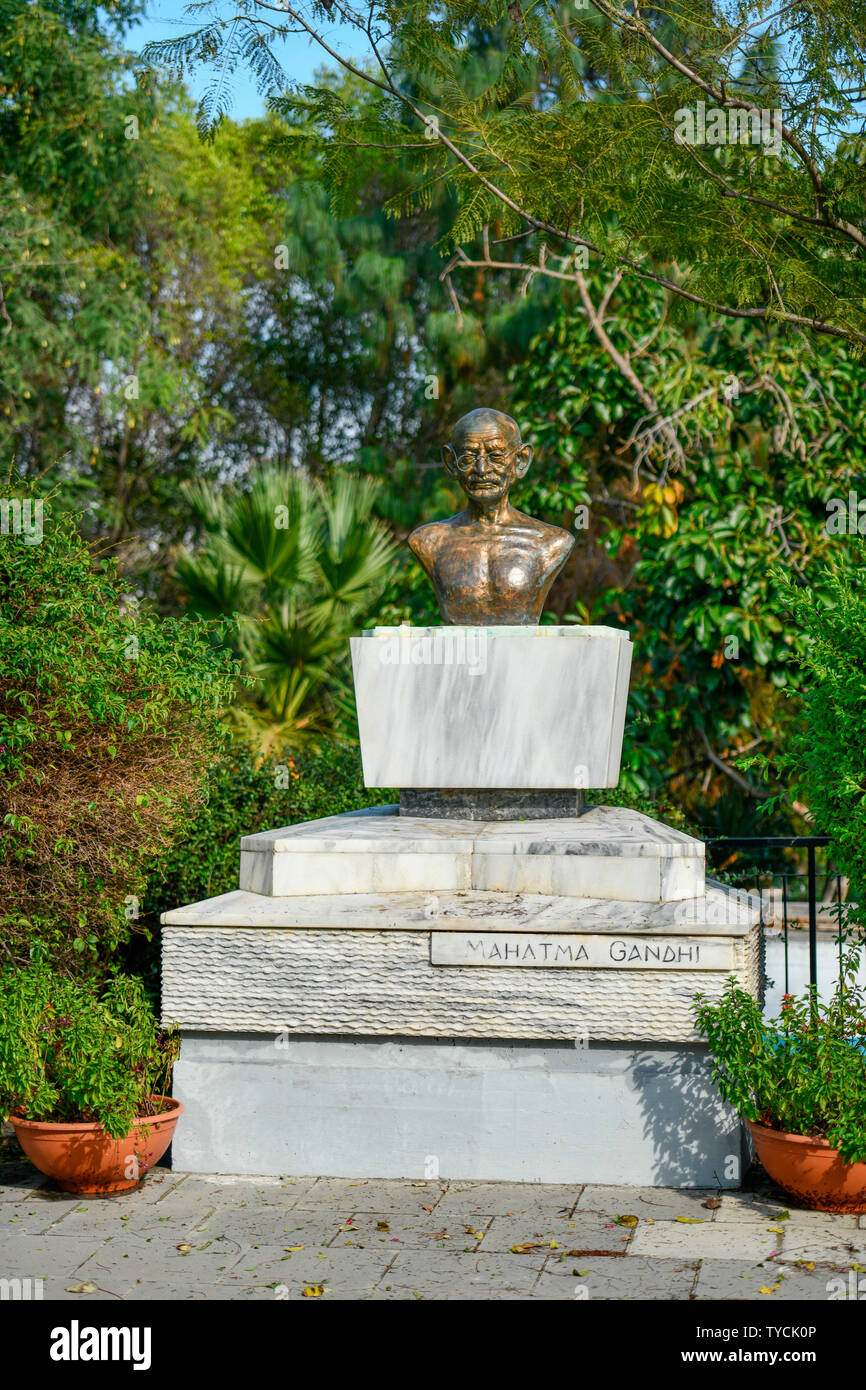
[350,625,632,789]
[236,805,704,903]
[170,1037,747,1186]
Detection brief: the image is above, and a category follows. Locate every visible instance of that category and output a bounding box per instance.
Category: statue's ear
[442,444,458,477]
[513,443,533,479]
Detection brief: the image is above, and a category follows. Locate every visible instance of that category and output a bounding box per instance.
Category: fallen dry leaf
[302,1284,325,1297]
[376,1221,390,1231]
[510,1242,543,1254]
[65,1282,98,1294]
[615,1214,638,1227]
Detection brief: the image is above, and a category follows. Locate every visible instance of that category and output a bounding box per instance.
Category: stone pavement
[2,1148,864,1301]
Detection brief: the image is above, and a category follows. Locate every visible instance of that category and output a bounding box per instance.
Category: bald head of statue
[442,408,533,508]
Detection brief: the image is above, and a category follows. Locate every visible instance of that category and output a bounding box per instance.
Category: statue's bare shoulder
[506,509,576,563]
[408,517,463,567]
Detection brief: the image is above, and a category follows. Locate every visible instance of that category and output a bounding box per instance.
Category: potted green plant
[0,963,182,1195]
[695,947,866,1212]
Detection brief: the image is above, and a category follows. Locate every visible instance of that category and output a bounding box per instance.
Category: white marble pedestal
[161,807,762,1186]
[350,625,632,788]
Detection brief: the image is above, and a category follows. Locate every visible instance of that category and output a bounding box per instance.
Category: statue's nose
[472,447,488,474]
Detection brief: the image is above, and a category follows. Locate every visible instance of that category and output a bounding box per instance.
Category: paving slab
[534,1255,697,1301]
[292,1177,448,1214]
[774,1228,866,1268]
[0,1160,49,1201]
[2,1235,108,1280]
[48,1200,218,1240]
[168,1174,319,1205]
[693,1258,836,1300]
[576,1185,718,1219]
[32,1277,122,1302]
[381,1250,543,1299]
[716,1193,861,1228]
[72,1239,252,1288]
[482,1212,632,1256]
[432,1182,582,1218]
[326,1211,493,1252]
[629,1219,779,1261]
[224,1244,396,1297]
[1,1202,82,1237]
[118,1280,278,1301]
[188,1204,350,1246]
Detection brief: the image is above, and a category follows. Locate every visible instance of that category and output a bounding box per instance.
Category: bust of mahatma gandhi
[408,408,575,625]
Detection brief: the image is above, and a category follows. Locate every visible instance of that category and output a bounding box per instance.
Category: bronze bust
[408,408,575,625]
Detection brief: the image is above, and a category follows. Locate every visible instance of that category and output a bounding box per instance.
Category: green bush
[146,747,692,939]
[134,742,394,992]
[751,549,866,937]
[0,493,241,971]
[694,950,866,1163]
[0,963,180,1140]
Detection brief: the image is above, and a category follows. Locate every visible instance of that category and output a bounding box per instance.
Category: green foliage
[0,962,180,1140]
[754,549,866,931]
[508,275,866,826]
[0,489,241,970]
[174,469,398,750]
[138,742,392,989]
[587,782,698,837]
[694,950,866,1163]
[156,2,866,349]
[0,0,288,589]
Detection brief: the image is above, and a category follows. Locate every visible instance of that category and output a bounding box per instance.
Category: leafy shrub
[588,784,698,836]
[174,469,398,752]
[133,741,393,993]
[0,963,180,1140]
[753,549,866,936]
[694,950,866,1163]
[144,747,689,946]
[0,493,241,970]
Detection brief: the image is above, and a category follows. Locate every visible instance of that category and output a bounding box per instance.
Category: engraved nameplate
[430,932,734,970]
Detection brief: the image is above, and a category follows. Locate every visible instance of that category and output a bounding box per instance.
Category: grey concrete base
[171,1034,745,1187]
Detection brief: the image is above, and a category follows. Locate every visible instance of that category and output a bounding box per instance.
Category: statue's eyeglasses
[451,444,518,473]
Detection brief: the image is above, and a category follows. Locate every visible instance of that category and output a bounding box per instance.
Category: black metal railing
[705,835,847,997]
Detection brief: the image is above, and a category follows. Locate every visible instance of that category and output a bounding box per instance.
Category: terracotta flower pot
[748,1119,866,1213]
[9,1096,183,1196]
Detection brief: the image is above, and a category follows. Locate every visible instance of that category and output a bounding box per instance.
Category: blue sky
[127,3,369,120]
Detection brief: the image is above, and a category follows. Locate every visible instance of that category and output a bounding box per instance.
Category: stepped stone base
[236,805,706,903]
[161,804,761,1185]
